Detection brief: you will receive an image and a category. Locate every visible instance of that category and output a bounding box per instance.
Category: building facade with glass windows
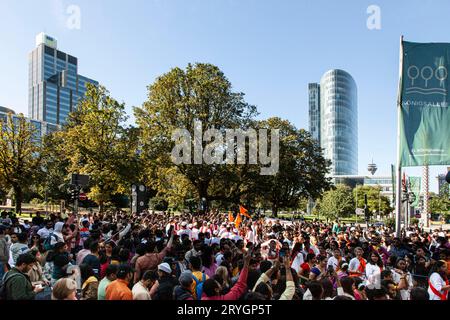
[331,175,394,203]
[319,69,358,175]
[28,33,98,126]
[437,170,450,197]
[308,83,321,143]
[0,106,59,143]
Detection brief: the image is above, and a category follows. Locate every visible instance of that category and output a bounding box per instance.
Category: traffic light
[131,184,148,214]
[70,187,80,202]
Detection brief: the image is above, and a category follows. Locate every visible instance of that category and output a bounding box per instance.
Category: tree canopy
[0,113,42,212]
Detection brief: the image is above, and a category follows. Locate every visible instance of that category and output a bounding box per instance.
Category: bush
[30,198,43,205]
[149,197,168,211]
[410,218,419,225]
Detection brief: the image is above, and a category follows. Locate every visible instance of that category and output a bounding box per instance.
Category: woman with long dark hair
[392,258,413,300]
[290,242,304,274]
[428,260,449,300]
[201,246,218,278]
[411,255,429,289]
[365,252,383,289]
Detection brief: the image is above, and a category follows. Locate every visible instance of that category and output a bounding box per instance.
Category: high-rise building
[308,69,358,176]
[308,83,320,143]
[0,106,59,143]
[28,33,98,125]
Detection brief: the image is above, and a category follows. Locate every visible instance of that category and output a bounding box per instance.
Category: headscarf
[54,222,65,233]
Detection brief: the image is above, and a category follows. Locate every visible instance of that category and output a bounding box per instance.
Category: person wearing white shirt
[210,231,220,245]
[132,270,155,300]
[348,247,366,278]
[365,252,383,290]
[391,258,414,300]
[177,222,191,239]
[51,222,66,246]
[220,226,233,239]
[218,224,228,238]
[190,224,199,241]
[427,261,450,300]
[37,221,53,239]
[230,229,242,242]
[244,225,255,245]
[291,251,305,274]
[165,221,174,236]
[327,249,345,271]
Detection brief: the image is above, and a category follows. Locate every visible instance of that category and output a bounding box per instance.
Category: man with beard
[428,260,449,300]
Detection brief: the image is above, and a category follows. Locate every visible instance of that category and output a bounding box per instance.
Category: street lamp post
[355,185,358,224]
[378,190,381,220]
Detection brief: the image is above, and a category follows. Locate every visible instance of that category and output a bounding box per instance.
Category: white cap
[158,263,172,274]
[188,224,193,229]
[181,221,188,227]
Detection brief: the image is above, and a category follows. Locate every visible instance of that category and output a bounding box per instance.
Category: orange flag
[228,212,235,222]
[235,213,242,228]
[239,205,251,219]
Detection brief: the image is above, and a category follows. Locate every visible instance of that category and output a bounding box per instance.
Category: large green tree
[0,113,42,212]
[135,63,258,209]
[58,84,141,211]
[429,192,450,214]
[316,184,354,219]
[353,185,392,215]
[37,132,71,203]
[249,117,331,217]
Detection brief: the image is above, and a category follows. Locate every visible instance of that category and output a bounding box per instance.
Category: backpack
[0,272,25,300]
[43,233,59,251]
[192,273,206,300]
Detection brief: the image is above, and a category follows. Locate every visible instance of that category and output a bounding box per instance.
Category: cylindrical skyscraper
[320,69,358,175]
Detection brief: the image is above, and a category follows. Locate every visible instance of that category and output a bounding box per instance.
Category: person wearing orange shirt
[105,264,133,300]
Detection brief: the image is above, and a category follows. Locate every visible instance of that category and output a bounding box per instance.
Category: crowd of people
[0,209,449,301]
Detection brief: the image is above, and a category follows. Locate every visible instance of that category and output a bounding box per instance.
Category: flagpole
[395,35,404,237]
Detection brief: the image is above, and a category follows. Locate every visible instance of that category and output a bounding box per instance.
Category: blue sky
[0,0,448,191]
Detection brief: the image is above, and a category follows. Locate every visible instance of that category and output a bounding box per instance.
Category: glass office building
[437,170,450,197]
[308,83,321,143]
[319,69,358,175]
[331,175,394,203]
[28,33,98,125]
[0,106,59,144]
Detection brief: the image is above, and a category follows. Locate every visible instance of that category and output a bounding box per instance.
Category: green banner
[399,41,450,166]
[409,176,421,207]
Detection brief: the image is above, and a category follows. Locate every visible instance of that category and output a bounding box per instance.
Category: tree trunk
[197,181,209,214]
[14,185,23,213]
[271,203,278,218]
